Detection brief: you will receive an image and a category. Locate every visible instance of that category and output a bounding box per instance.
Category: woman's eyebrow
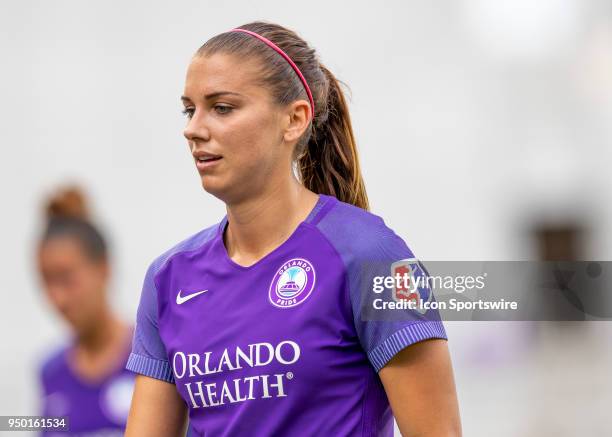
[181,91,243,103]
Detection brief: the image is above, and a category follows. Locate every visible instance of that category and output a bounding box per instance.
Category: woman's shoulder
[145,220,221,276]
[315,197,414,262]
[38,342,70,383]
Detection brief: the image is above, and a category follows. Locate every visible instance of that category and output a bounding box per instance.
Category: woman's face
[38,237,108,333]
[182,53,303,204]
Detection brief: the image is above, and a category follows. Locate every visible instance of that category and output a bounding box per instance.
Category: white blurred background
[1,0,611,435]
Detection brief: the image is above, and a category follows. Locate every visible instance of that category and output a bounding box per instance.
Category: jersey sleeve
[37,352,53,419]
[125,260,175,383]
[347,232,448,372]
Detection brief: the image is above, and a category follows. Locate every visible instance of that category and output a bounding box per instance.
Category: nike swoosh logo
[176,289,208,305]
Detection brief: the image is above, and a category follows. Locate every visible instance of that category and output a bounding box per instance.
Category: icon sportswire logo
[176,289,208,305]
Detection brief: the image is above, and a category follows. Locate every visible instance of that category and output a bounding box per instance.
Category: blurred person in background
[35,185,135,436]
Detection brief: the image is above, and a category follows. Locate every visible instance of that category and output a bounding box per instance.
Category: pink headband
[229,28,315,120]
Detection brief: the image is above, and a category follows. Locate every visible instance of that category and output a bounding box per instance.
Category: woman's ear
[283,99,311,143]
[95,258,111,283]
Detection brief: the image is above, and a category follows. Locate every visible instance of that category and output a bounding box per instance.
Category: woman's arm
[125,374,188,437]
[378,339,462,437]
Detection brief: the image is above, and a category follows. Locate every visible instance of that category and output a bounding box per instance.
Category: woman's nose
[183,112,210,142]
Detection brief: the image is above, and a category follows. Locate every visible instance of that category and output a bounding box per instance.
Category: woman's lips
[196,156,222,172]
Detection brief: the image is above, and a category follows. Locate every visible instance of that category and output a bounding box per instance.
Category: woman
[37,186,135,436]
[126,21,461,436]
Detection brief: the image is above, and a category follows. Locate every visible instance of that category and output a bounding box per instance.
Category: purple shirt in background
[39,329,135,437]
[126,193,447,436]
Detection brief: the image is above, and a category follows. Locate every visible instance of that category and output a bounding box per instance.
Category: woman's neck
[69,307,131,383]
[76,309,129,354]
[224,181,319,266]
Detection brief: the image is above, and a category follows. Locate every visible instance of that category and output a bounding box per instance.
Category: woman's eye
[214,105,233,115]
[181,105,232,118]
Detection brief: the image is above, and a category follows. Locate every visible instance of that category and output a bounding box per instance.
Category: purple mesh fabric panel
[126,224,219,383]
[314,200,448,372]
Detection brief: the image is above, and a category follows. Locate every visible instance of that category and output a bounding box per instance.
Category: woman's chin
[200,177,227,198]
[200,179,249,206]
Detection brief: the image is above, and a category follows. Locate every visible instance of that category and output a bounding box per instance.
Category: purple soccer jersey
[126,194,447,436]
[38,330,135,437]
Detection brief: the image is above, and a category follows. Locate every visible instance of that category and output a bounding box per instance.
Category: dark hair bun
[45,185,90,221]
